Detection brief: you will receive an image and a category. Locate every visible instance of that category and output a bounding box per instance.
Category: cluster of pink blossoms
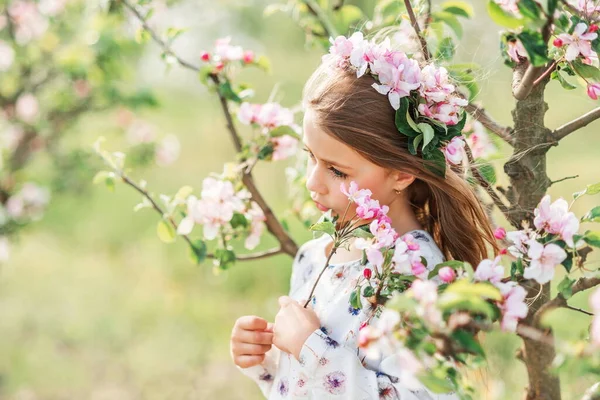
[554,22,598,62]
[200,37,256,72]
[3,0,65,45]
[341,182,427,278]
[237,102,300,161]
[177,176,265,250]
[503,195,579,284]
[325,32,467,125]
[1,182,50,222]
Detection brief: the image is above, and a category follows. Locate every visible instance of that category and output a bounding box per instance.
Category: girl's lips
[313,200,329,212]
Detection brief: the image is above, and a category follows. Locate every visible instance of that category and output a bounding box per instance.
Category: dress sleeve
[297,329,459,399]
[237,345,281,398]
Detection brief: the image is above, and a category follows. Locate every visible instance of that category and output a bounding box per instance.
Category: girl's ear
[392,171,416,192]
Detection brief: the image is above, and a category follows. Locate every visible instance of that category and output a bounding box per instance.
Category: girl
[230,37,498,399]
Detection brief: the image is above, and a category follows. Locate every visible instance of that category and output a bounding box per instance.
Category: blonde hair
[302,56,499,267]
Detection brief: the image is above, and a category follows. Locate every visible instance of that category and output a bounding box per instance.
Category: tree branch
[403,0,430,62]
[551,106,600,142]
[513,64,545,100]
[122,0,299,257]
[302,0,339,38]
[465,103,514,145]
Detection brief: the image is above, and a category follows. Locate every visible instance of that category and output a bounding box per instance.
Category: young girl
[230,37,498,399]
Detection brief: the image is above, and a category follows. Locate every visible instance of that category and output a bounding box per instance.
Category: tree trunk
[506,63,561,400]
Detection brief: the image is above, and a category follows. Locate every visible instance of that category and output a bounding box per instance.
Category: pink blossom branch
[464,103,514,145]
[533,60,557,87]
[122,0,299,257]
[403,0,430,62]
[551,106,600,142]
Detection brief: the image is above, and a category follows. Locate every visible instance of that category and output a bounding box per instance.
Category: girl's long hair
[302,56,499,267]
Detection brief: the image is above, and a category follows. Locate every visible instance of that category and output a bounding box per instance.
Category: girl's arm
[297,329,459,399]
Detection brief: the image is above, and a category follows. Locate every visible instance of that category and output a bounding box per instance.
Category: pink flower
[411,279,438,305]
[369,218,398,248]
[442,136,465,165]
[15,93,39,123]
[126,120,156,144]
[557,23,598,61]
[411,261,427,278]
[155,134,181,166]
[588,82,600,100]
[438,266,456,283]
[242,50,254,64]
[358,325,381,348]
[349,34,389,78]
[523,240,567,284]
[371,52,421,110]
[237,102,262,125]
[5,182,50,220]
[465,120,496,158]
[507,39,528,63]
[355,196,388,220]
[497,282,528,332]
[329,35,354,58]
[534,195,580,247]
[271,135,298,161]
[494,227,507,240]
[495,0,520,15]
[506,229,536,257]
[0,40,15,71]
[244,202,265,250]
[419,97,467,126]
[419,64,455,104]
[391,239,421,275]
[340,181,372,203]
[576,0,600,15]
[474,256,504,283]
[214,37,244,62]
[237,102,296,131]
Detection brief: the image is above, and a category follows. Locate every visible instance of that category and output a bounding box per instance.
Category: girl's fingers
[278,296,294,308]
[234,354,265,369]
[237,329,274,345]
[265,322,274,333]
[232,341,272,355]
[235,315,268,331]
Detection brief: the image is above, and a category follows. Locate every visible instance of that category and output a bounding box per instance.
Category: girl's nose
[305,165,327,196]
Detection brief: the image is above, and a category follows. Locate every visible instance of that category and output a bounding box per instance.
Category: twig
[532,60,557,87]
[302,0,339,38]
[551,106,600,143]
[403,0,430,61]
[513,65,545,100]
[303,243,338,307]
[464,145,513,223]
[565,304,594,316]
[121,0,299,257]
[550,175,579,185]
[464,103,514,145]
[534,276,600,325]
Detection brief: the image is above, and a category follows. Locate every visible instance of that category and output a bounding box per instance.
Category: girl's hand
[230,316,274,368]
[273,296,320,360]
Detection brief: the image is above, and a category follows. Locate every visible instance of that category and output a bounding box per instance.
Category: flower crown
[323,32,468,178]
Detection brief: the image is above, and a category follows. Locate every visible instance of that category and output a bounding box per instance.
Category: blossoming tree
[0,0,178,261]
[94,0,600,399]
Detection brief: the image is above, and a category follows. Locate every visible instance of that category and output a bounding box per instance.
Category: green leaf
[352,226,373,239]
[218,81,242,103]
[157,219,176,243]
[310,220,336,237]
[541,0,558,14]
[573,182,600,200]
[446,112,468,137]
[487,1,524,29]
[270,125,301,140]
[418,123,436,151]
[444,280,502,301]
[557,276,575,299]
[418,373,456,393]
[517,30,549,67]
[198,65,214,85]
[135,28,151,44]
[551,70,577,90]
[583,231,600,248]
[230,212,249,229]
[93,171,116,192]
[350,287,362,309]
[433,11,463,39]
[254,55,271,73]
[517,0,540,20]
[452,330,485,356]
[363,285,375,297]
[442,1,474,18]
[436,37,455,61]
[395,98,421,138]
[428,260,466,279]
[572,60,600,81]
[423,148,446,178]
[510,257,524,278]
[215,248,236,270]
[562,252,573,273]
[188,239,207,264]
[477,162,497,185]
[582,206,600,223]
[409,134,423,155]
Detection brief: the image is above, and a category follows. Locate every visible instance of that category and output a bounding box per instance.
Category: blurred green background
[1,0,599,399]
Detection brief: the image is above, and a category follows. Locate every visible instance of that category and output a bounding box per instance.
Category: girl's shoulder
[292,234,329,267]
[406,229,445,268]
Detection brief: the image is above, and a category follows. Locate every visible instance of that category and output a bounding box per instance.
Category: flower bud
[438,266,456,283]
[499,248,508,255]
[411,261,426,277]
[200,51,210,62]
[552,38,563,47]
[590,24,599,33]
[214,61,225,72]
[587,82,600,100]
[494,227,507,240]
[363,268,372,279]
[243,50,255,64]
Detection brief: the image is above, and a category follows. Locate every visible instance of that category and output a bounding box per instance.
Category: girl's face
[302,107,411,222]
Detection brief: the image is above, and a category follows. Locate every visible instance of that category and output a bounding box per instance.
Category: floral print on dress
[239,230,457,399]
[323,371,346,395]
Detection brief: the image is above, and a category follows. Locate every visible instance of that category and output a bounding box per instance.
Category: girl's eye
[328,167,347,180]
[302,148,315,160]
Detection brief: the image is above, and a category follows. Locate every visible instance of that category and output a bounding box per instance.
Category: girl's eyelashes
[303,148,348,180]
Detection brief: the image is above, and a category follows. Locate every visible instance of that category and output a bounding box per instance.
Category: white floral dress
[239,230,459,400]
